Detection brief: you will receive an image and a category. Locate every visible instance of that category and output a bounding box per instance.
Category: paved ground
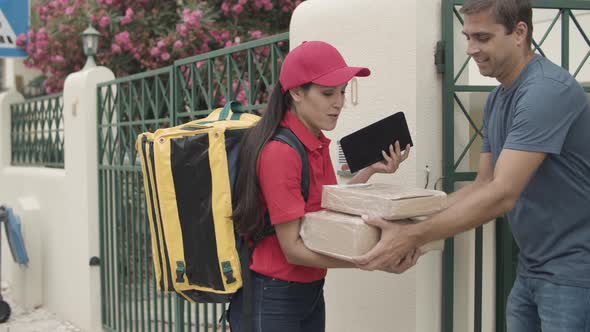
[0,284,81,332]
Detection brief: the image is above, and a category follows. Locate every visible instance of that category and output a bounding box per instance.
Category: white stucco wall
[0,66,115,332]
[291,1,444,331]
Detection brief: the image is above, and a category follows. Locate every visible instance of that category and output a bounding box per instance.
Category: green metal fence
[97,33,289,332]
[10,93,64,168]
[440,1,590,332]
[173,33,289,124]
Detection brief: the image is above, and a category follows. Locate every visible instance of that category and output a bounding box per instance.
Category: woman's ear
[289,87,304,103]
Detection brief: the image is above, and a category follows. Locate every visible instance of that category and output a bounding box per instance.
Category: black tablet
[340,112,413,173]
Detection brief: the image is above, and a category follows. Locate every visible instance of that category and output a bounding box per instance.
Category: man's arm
[444,152,494,207]
[415,149,544,244]
[354,149,546,270]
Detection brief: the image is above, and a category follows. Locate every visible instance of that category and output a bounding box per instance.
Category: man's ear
[515,21,529,46]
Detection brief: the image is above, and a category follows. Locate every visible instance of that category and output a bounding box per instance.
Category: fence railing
[173,32,289,124]
[10,93,65,168]
[97,33,289,332]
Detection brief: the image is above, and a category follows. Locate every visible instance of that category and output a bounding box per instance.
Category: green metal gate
[97,33,289,332]
[440,1,590,332]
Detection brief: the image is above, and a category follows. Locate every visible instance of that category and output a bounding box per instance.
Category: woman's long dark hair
[233,83,310,236]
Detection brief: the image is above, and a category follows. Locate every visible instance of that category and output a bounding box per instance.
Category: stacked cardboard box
[300,183,447,261]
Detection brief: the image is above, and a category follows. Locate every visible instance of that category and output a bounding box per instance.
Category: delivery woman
[230,40,414,332]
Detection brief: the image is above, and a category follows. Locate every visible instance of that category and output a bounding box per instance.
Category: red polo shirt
[250,111,337,282]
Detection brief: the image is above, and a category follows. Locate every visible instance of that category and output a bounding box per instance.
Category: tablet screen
[339,112,413,173]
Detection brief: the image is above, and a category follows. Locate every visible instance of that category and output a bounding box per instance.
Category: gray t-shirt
[482,55,590,287]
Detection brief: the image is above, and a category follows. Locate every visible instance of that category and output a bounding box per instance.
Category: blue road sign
[0,0,29,57]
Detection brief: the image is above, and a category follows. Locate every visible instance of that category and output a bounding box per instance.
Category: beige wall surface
[291,1,444,331]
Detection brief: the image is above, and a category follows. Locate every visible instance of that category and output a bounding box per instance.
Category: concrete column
[60,66,115,332]
[290,1,441,331]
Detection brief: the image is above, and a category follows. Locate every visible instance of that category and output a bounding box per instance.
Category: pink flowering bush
[17,0,302,95]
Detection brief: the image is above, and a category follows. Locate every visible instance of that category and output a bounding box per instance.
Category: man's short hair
[460,0,533,47]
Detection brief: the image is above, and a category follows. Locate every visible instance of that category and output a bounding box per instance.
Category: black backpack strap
[251,127,310,244]
[239,127,310,332]
[271,127,310,202]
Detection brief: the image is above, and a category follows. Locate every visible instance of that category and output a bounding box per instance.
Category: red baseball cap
[279,41,371,93]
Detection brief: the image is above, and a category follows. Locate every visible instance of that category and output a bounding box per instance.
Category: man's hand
[353,216,420,271]
[377,248,421,274]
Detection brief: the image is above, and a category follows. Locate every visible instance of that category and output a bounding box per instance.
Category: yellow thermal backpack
[136,101,309,303]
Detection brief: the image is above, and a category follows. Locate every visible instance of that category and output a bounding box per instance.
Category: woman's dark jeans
[228,272,325,332]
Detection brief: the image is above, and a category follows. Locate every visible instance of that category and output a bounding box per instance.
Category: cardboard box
[300,210,444,262]
[321,183,447,220]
